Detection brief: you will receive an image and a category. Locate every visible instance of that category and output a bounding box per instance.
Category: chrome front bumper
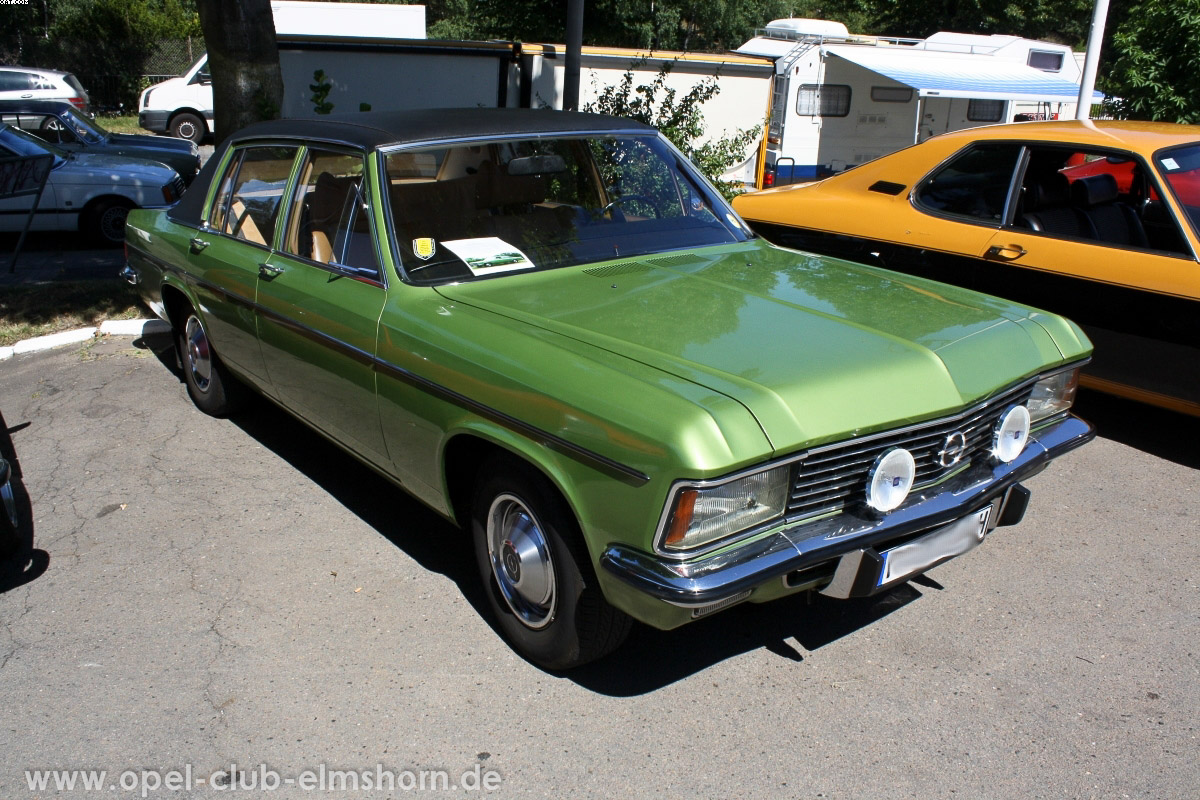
[600,414,1094,608]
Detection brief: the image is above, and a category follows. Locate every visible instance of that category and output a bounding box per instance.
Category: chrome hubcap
[98,205,128,243]
[184,315,213,392]
[487,493,556,629]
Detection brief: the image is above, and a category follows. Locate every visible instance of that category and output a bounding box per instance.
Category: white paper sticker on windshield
[1161,157,1180,171]
[441,237,534,276]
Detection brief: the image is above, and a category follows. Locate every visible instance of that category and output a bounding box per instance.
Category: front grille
[170,175,186,200]
[788,381,1036,520]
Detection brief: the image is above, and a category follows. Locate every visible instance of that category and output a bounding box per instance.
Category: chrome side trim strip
[129,245,650,487]
[372,357,651,487]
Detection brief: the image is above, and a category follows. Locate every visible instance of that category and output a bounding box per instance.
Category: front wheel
[472,459,631,669]
[84,198,133,246]
[0,458,19,556]
[177,309,244,416]
[169,112,205,143]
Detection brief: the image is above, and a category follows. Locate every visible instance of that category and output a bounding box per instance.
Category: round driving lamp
[866,447,916,513]
[992,404,1031,463]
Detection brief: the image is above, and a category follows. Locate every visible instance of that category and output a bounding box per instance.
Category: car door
[979,144,1200,408]
[256,146,390,469]
[188,144,301,389]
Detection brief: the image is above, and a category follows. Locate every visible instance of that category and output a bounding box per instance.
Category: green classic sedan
[123,109,1094,669]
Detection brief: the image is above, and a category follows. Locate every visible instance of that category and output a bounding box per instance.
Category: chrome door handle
[985,244,1027,261]
[189,237,209,252]
[259,263,284,280]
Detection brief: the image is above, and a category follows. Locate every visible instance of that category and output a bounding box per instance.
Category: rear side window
[209,145,299,246]
[916,144,1021,222]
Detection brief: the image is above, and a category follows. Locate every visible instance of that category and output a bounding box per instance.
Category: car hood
[108,132,195,155]
[435,241,1087,454]
[55,151,176,184]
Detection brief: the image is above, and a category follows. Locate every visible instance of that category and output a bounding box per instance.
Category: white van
[137,55,211,143]
[136,1,426,142]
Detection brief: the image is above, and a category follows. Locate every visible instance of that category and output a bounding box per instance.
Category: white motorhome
[737,18,1101,186]
[137,1,427,141]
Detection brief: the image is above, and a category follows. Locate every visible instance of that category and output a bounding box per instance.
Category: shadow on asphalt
[172,385,928,694]
[0,410,50,594]
[130,337,1198,692]
[1073,388,1200,470]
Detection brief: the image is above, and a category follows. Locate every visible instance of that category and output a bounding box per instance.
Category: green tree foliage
[0,0,201,108]
[816,0,1093,45]
[584,62,760,198]
[1102,0,1200,123]
[425,0,795,52]
[419,0,1102,50]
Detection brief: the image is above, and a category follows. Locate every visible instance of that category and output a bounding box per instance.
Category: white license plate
[878,505,993,587]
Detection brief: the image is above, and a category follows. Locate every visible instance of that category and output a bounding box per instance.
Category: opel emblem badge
[937,431,968,468]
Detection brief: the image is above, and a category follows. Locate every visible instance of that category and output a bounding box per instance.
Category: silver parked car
[0,66,89,113]
[0,123,184,245]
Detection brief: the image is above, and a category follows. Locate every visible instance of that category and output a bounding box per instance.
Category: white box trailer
[137,0,428,141]
[737,19,1102,186]
[516,44,775,185]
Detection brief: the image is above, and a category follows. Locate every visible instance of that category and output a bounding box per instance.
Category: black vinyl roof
[169,108,654,226]
[232,107,652,149]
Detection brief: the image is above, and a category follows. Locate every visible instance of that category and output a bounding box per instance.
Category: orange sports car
[734,120,1200,417]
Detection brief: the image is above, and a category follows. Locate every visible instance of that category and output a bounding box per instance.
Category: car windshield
[1155,143,1200,236]
[385,133,750,285]
[0,124,66,165]
[59,106,106,144]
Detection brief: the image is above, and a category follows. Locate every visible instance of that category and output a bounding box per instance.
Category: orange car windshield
[1156,144,1200,235]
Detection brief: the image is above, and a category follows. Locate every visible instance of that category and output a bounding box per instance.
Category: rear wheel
[177,309,244,416]
[472,458,631,669]
[169,112,205,143]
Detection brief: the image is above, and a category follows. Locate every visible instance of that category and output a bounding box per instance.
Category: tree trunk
[195,0,284,145]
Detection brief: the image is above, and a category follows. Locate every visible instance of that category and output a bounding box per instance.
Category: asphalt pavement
[0,320,1197,797]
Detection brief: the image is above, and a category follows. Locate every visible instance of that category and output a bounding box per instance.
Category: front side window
[1011,145,1190,255]
[916,144,1021,222]
[0,72,34,92]
[385,133,747,285]
[796,84,851,117]
[208,145,298,246]
[281,148,380,278]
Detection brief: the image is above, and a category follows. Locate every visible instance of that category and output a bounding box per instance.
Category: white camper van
[737,19,1100,186]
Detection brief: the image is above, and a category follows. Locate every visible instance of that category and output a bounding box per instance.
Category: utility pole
[1075,0,1110,120]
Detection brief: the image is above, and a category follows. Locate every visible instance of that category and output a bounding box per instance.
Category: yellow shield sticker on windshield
[413,238,436,260]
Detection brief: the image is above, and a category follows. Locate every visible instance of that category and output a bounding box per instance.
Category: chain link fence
[0,37,201,114]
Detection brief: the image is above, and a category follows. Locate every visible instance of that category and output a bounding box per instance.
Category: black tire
[0,458,19,557]
[169,112,205,143]
[83,198,133,246]
[472,457,631,669]
[176,308,244,417]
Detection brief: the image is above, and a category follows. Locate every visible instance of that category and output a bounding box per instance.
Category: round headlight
[866,447,916,513]
[992,405,1031,463]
